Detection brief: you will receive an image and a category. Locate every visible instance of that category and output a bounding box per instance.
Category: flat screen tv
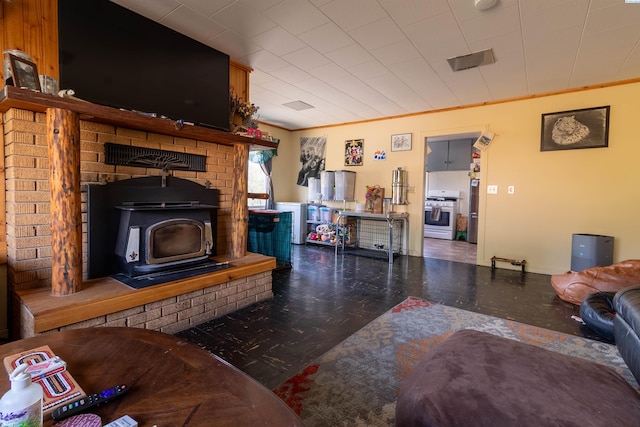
[58,0,230,131]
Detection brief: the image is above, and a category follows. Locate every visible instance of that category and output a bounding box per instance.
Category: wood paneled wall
[0,0,59,82]
[230,60,251,102]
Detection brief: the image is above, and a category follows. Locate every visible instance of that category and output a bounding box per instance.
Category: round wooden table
[0,327,303,426]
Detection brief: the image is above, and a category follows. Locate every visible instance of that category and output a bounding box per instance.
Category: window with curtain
[248,161,267,208]
[248,149,276,209]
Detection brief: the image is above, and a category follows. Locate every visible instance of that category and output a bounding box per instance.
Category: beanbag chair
[551,260,640,305]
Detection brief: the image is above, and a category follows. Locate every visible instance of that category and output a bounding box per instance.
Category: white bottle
[0,363,43,427]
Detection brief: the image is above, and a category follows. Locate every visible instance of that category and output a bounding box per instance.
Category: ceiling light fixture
[475,0,497,10]
[283,101,315,111]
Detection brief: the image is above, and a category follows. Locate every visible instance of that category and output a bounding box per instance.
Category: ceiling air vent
[283,101,315,111]
[447,48,495,72]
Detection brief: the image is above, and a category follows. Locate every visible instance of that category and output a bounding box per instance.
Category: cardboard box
[456,215,468,232]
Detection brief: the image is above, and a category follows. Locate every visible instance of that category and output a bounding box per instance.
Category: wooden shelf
[0,86,277,149]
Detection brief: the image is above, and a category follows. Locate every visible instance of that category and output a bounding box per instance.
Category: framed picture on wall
[540,106,610,151]
[345,139,364,166]
[391,133,412,151]
[8,54,41,91]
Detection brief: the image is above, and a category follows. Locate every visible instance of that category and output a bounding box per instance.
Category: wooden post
[47,108,82,296]
[231,143,249,258]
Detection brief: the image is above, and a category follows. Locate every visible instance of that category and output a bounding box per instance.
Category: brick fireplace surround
[1,88,277,338]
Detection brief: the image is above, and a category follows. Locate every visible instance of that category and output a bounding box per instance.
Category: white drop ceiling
[112,0,640,130]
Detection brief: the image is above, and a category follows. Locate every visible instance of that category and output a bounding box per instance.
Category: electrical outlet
[508,185,515,194]
[487,185,498,194]
[407,186,415,193]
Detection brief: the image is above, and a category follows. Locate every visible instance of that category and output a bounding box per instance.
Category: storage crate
[248,210,292,266]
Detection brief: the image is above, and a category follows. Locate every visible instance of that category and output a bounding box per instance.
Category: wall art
[540,106,610,151]
[8,53,41,91]
[391,133,412,151]
[345,139,364,166]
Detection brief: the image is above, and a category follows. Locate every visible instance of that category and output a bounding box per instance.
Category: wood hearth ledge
[17,253,275,336]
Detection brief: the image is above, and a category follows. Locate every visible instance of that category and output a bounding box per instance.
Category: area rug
[273,296,637,426]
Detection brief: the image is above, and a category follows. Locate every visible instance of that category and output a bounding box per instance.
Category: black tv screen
[58,0,230,131]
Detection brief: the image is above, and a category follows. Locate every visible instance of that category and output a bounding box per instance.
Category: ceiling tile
[111,0,180,20]
[283,47,332,69]
[208,29,262,59]
[298,22,354,54]
[404,12,469,62]
[211,1,277,38]
[160,6,226,41]
[270,65,314,83]
[379,0,450,27]
[326,44,375,68]
[263,0,330,35]
[348,17,405,51]
[245,49,290,72]
[250,26,306,56]
[319,0,388,32]
[371,40,422,66]
[459,4,521,43]
[179,0,234,16]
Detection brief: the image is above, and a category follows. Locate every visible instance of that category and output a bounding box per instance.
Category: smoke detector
[475,0,497,10]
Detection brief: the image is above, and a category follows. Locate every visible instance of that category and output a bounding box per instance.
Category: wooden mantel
[0,86,277,149]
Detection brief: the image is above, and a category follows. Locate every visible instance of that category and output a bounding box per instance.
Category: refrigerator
[468,179,480,244]
[274,202,307,244]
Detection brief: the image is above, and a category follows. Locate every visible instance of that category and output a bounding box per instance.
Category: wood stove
[87,176,220,280]
[114,201,215,277]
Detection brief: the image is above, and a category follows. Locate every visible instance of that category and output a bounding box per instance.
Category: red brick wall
[3,108,236,291]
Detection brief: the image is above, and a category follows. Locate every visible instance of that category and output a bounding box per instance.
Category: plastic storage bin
[334,170,356,201]
[320,207,334,222]
[307,204,323,222]
[320,171,335,201]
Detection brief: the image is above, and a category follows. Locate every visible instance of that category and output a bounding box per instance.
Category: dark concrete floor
[176,244,597,390]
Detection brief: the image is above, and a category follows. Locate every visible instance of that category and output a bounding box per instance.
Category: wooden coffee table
[0,327,303,426]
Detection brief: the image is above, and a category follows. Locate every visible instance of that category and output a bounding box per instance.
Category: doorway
[424,132,481,264]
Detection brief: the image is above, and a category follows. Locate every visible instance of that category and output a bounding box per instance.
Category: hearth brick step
[18,261,274,338]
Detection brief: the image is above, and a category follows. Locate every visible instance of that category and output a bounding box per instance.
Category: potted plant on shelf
[229,91,259,134]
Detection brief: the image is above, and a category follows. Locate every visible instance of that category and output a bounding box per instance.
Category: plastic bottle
[0,363,43,427]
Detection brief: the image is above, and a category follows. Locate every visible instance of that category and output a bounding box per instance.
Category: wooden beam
[47,107,82,296]
[231,143,249,258]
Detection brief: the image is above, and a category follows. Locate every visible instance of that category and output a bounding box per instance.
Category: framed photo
[8,54,41,91]
[391,133,412,151]
[345,139,364,166]
[540,106,610,151]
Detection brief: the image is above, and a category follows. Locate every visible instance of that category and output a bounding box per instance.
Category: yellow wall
[268,82,640,275]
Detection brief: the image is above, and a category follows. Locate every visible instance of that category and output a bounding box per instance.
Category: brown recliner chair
[551,259,640,305]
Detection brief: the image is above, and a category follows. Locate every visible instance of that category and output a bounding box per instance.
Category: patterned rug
[273,296,637,426]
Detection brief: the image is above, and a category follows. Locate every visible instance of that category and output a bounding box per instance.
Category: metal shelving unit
[334,211,409,264]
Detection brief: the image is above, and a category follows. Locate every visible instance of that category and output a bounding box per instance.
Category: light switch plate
[508,186,515,194]
[487,185,498,194]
